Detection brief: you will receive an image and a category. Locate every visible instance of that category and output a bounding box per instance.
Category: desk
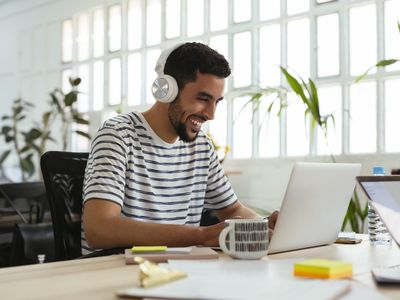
[1,236,399,300]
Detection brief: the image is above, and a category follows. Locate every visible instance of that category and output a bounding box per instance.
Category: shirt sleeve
[83,123,128,207]
[203,139,238,210]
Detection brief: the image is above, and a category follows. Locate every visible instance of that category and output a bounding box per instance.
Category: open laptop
[268,162,361,254]
[356,175,400,247]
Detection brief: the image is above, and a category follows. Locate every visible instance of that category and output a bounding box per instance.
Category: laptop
[356,175,400,247]
[268,162,361,254]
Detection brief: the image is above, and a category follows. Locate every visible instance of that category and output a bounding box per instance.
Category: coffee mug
[218,218,269,259]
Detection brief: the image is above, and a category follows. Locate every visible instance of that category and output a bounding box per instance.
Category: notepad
[294,259,352,279]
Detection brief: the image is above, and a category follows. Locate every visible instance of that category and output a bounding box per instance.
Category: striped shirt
[81,112,237,254]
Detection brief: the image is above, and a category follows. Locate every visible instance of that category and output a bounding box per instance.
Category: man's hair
[164,42,231,90]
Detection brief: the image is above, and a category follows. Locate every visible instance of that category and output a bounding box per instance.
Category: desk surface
[1,236,400,300]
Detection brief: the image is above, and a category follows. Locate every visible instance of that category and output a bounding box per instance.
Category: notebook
[268,162,361,254]
[356,175,400,247]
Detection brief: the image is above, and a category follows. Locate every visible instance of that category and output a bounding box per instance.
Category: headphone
[151,44,183,103]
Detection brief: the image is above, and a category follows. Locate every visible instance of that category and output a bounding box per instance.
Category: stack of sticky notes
[294,259,352,279]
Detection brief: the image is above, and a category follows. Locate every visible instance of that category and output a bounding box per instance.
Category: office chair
[40,151,127,261]
[40,151,90,261]
[0,181,52,266]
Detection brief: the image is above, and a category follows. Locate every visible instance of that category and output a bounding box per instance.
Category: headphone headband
[152,43,184,103]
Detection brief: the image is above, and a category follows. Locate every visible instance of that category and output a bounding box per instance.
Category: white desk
[1,236,399,300]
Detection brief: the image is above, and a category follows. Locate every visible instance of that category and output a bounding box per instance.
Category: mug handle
[219,225,233,255]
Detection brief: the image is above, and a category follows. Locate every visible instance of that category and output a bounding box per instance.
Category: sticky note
[294,259,352,279]
[132,246,167,252]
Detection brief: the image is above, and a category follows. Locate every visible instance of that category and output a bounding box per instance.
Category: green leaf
[280,67,308,104]
[20,145,31,153]
[24,128,42,141]
[376,59,399,67]
[1,115,10,120]
[5,135,14,143]
[1,126,12,135]
[21,154,35,176]
[64,91,78,106]
[75,130,91,139]
[398,20,400,32]
[72,114,90,125]
[42,111,52,125]
[0,150,11,166]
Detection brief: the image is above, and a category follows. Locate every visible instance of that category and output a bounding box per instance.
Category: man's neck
[142,103,178,144]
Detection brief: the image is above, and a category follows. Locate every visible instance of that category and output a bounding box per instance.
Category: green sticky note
[131,246,167,252]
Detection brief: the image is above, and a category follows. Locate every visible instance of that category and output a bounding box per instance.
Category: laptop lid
[268,162,361,254]
[356,176,400,247]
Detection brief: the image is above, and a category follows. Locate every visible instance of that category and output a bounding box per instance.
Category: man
[82,42,277,254]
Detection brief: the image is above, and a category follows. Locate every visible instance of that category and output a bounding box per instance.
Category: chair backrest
[40,151,88,261]
[0,181,47,226]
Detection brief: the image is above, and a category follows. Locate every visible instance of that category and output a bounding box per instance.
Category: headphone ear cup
[151,74,178,103]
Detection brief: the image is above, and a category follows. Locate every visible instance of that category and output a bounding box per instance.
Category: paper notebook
[125,246,218,264]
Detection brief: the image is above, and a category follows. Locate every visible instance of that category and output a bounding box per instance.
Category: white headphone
[151,44,183,103]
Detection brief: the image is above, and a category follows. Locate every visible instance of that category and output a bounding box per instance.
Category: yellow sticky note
[132,246,167,252]
[294,259,352,279]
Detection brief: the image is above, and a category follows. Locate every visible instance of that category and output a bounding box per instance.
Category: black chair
[40,151,126,261]
[40,151,90,261]
[0,181,51,266]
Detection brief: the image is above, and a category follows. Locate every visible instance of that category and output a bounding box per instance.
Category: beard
[168,97,198,143]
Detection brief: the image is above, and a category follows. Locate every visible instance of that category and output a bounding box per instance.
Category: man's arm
[214,201,279,231]
[83,199,225,249]
[214,201,260,220]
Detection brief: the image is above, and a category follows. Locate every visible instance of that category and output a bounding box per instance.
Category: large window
[62,0,400,157]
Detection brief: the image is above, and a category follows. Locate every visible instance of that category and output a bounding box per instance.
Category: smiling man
[82,43,277,255]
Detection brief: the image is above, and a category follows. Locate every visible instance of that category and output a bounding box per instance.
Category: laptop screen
[357,176,400,246]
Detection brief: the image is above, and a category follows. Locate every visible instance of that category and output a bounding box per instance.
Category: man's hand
[197,222,226,247]
[268,210,279,240]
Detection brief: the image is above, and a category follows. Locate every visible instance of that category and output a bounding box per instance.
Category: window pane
[210,0,228,31]
[187,0,204,37]
[108,5,122,52]
[287,18,310,79]
[77,64,89,112]
[146,0,161,45]
[234,0,251,23]
[146,49,161,104]
[259,95,280,157]
[92,9,104,58]
[209,35,228,60]
[93,61,104,111]
[62,19,73,62]
[62,69,72,93]
[317,85,342,155]
[385,79,400,152]
[287,0,309,15]
[128,0,142,50]
[349,82,376,153]
[384,0,400,71]
[233,32,252,88]
[109,58,121,105]
[259,0,280,20]
[233,96,252,158]
[317,13,339,77]
[259,24,281,87]
[350,4,376,76]
[208,100,228,161]
[128,53,142,106]
[77,13,89,61]
[286,93,309,156]
[166,0,181,39]
[73,123,90,151]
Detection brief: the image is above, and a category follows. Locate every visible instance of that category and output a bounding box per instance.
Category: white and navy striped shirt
[81,112,237,254]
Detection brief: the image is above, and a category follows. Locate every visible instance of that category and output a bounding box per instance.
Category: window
[63,0,397,158]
